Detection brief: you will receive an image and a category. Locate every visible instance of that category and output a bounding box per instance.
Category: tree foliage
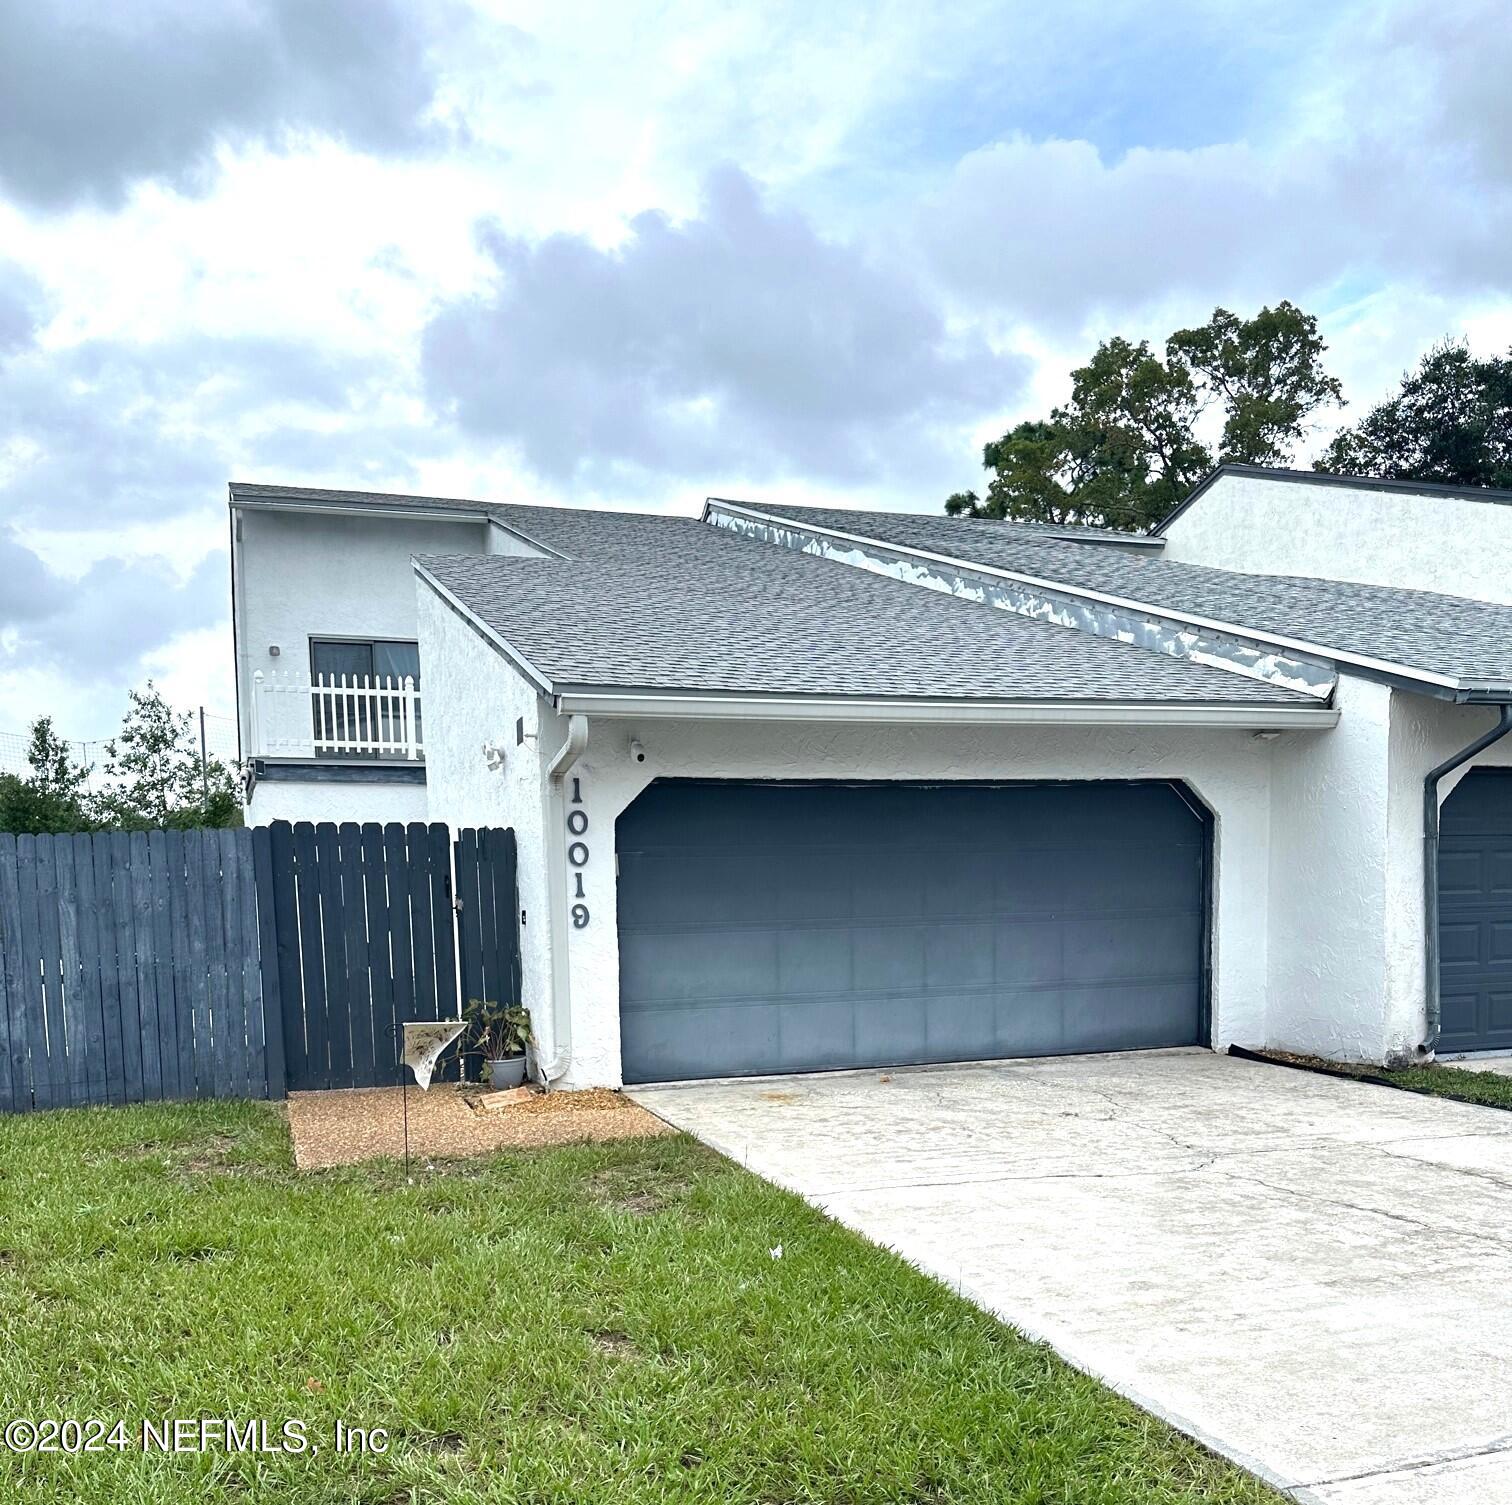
[948,301,1344,532]
[1316,340,1512,489]
[92,683,241,831]
[0,718,95,834]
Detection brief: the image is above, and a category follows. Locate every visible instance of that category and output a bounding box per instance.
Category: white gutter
[707,500,1466,696]
[553,691,1338,728]
[539,713,588,1089]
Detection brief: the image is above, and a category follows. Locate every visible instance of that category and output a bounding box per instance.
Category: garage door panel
[994,922,1063,986]
[1112,847,1205,910]
[851,924,925,992]
[776,866,854,923]
[622,1002,782,1084]
[618,781,1206,1083]
[851,996,927,1061]
[622,852,780,925]
[992,991,1068,1056]
[778,927,854,995]
[919,990,1001,1061]
[1440,991,1478,1042]
[1492,924,1512,964]
[1492,849,1512,895]
[852,864,925,920]
[1059,912,1201,986]
[1438,770,1512,1052]
[1439,922,1482,965]
[620,927,777,1003]
[925,853,998,918]
[925,922,996,987]
[1064,983,1201,1052]
[774,998,856,1072]
[1489,990,1512,1035]
[1438,849,1484,897]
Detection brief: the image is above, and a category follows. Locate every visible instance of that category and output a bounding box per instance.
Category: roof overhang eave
[230,494,495,525]
[550,689,1340,729]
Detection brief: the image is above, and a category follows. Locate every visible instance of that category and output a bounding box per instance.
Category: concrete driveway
[632,1049,1512,1504]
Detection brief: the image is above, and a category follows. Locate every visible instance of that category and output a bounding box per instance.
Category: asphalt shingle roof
[230,481,501,515]
[417,515,1314,704]
[750,503,1512,688]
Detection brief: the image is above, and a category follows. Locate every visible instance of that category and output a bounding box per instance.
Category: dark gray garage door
[1439,768,1512,1053]
[617,781,1207,1084]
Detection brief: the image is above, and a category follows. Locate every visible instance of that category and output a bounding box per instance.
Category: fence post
[250,825,288,1099]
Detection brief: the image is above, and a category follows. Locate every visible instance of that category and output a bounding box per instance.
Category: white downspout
[540,713,588,1087]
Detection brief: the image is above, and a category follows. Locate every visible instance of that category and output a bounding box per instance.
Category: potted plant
[465,999,532,1089]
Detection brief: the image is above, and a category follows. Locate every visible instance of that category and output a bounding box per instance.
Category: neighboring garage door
[1439,768,1512,1053]
[617,780,1208,1084]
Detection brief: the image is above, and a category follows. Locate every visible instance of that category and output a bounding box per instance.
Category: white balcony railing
[250,671,423,760]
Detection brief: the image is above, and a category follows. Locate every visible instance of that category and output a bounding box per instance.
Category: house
[228,465,1512,1087]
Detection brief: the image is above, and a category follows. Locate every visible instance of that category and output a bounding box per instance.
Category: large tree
[92,682,241,831]
[1316,340,1512,489]
[0,718,95,834]
[947,301,1343,532]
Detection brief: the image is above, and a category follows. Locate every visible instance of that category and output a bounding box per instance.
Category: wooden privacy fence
[0,822,520,1112]
[261,822,519,1092]
[0,830,270,1113]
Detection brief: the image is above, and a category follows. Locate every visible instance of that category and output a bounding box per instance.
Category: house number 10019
[567,776,590,928]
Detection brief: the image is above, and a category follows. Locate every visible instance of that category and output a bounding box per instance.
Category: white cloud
[423,166,1029,492]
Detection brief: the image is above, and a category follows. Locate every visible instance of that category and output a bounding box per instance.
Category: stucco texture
[246,776,429,827]
[1161,472,1512,606]
[418,585,555,1061]
[235,505,489,760]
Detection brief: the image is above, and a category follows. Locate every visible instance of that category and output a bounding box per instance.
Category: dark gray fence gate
[257,821,521,1092]
[0,830,270,1113]
[0,821,519,1110]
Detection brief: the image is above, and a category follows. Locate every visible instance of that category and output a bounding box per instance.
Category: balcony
[250,671,423,761]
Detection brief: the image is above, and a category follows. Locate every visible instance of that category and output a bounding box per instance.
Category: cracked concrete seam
[1301,1433,1512,1489]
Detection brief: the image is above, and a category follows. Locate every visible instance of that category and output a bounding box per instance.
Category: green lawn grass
[0,1101,1277,1504]
[1376,1063,1512,1108]
[1247,1047,1512,1110]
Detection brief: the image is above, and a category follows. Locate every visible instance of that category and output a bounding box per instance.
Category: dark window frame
[308,636,423,759]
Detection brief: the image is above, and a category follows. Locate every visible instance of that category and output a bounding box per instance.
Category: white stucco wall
[417,586,554,1048]
[1161,473,1512,604]
[234,506,490,739]
[1265,675,1395,1061]
[1261,677,1512,1065]
[1385,694,1512,1058]
[245,776,430,827]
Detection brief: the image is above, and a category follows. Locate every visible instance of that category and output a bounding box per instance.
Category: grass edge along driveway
[0,1100,1280,1504]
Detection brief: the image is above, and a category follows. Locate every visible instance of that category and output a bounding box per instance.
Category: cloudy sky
[1,0,1510,745]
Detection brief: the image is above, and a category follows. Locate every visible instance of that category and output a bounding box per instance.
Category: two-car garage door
[617,781,1208,1084]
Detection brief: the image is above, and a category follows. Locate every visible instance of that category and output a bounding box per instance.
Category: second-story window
[310,639,422,758]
